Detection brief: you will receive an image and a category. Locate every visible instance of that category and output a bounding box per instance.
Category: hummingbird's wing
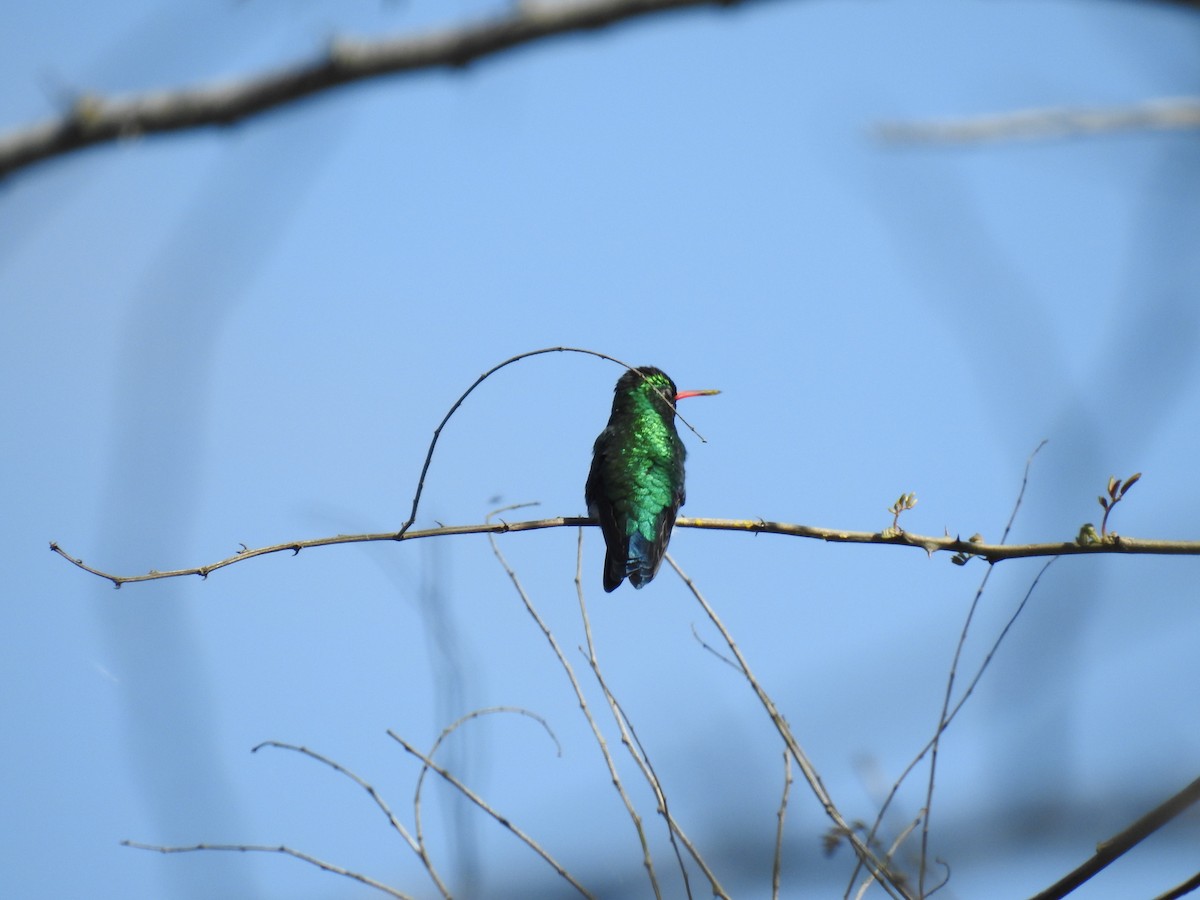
[586,428,630,592]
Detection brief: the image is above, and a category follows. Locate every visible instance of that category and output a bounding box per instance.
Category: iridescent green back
[586,367,687,591]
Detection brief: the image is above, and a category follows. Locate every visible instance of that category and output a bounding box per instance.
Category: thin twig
[690,622,744,672]
[1,0,784,180]
[1027,775,1200,900]
[850,557,1056,898]
[51,516,1200,588]
[576,532,730,898]
[919,440,1046,896]
[251,740,450,898]
[667,553,910,900]
[386,730,593,898]
[121,841,415,899]
[772,749,793,900]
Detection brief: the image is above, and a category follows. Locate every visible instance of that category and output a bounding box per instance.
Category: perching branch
[0,0,778,180]
[50,518,1200,587]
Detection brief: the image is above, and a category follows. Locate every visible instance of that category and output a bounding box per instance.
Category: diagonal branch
[0,0,779,180]
[1027,774,1200,900]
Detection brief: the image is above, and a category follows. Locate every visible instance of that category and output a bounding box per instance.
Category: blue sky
[3,1,1200,897]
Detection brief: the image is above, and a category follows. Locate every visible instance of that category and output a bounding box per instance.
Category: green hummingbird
[586,366,719,592]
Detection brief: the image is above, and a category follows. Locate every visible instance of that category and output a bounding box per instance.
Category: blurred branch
[0,0,776,180]
[1028,774,1200,900]
[877,96,1200,145]
[49,519,1200,586]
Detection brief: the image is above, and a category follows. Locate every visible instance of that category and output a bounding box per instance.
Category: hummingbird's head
[614,366,720,418]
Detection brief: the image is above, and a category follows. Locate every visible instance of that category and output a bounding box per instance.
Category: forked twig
[850,557,1056,897]
[918,440,1046,895]
[666,553,909,900]
[251,739,451,898]
[386,730,593,898]
[408,705,561,882]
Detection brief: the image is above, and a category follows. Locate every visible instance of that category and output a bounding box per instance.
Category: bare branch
[0,0,779,180]
[50,517,1200,586]
[121,840,415,899]
[877,96,1200,145]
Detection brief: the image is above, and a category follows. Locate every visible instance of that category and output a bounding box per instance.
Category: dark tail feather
[625,532,665,590]
[602,548,625,593]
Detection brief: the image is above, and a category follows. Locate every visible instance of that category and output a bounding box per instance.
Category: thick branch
[0,0,770,180]
[49,516,1200,587]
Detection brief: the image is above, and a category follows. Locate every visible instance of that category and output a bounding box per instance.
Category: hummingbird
[586,366,719,592]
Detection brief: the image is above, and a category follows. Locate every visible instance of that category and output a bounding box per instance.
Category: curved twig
[410,704,561,867]
[395,347,633,536]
